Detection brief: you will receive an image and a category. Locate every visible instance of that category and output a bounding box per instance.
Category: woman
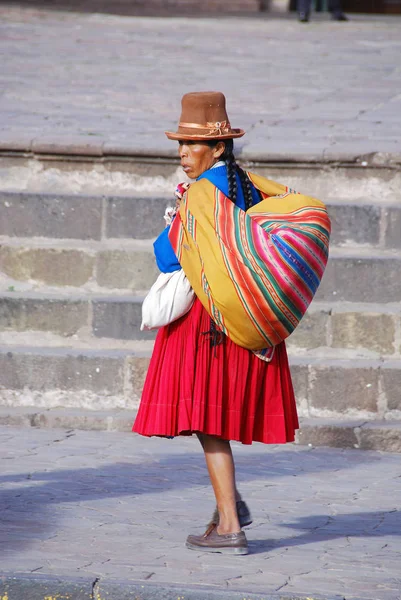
[133,92,327,555]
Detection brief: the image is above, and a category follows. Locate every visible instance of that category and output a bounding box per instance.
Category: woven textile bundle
[169,172,331,351]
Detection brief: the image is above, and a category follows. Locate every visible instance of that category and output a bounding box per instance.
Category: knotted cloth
[169,172,331,351]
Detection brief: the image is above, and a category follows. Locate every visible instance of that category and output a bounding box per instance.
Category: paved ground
[1,425,401,599]
[0,4,401,163]
[1,7,401,600]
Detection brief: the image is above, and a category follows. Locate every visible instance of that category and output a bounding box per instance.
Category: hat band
[179,120,231,136]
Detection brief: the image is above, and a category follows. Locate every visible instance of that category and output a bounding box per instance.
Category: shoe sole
[186,541,249,555]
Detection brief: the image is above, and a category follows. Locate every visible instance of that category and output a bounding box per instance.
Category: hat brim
[165,129,245,141]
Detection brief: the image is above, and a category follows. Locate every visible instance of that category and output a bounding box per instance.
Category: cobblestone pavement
[0,5,400,162]
[1,425,401,599]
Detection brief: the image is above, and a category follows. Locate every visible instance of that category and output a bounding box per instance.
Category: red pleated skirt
[133,299,299,445]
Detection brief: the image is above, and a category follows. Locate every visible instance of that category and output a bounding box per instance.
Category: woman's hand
[174,182,190,209]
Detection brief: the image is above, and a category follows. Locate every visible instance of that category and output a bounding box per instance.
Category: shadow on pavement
[248,509,400,554]
[0,445,388,557]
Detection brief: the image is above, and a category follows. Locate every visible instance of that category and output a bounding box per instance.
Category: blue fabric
[153,164,261,273]
[197,164,261,210]
[153,226,181,273]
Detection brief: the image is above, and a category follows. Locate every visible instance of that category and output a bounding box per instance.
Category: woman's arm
[153,183,190,273]
[153,226,181,273]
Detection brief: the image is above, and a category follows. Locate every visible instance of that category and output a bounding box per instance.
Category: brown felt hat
[165,91,245,141]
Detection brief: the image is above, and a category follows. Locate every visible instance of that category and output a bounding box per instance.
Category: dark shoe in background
[208,500,253,529]
[236,500,253,527]
[298,11,310,20]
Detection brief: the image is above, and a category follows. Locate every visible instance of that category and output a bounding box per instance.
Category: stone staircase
[9,0,262,16]
[0,158,400,451]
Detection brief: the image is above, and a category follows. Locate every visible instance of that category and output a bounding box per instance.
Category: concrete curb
[0,574,347,600]
[0,406,136,433]
[1,147,401,168]
[0,574,92,600]
[1,407,401,452]
[94,578,346,600]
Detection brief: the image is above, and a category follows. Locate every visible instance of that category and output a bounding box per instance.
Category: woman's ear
[213,141,226,159]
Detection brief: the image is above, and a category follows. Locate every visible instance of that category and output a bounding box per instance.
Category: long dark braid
[202,139,258,351]
[222,141,238,204]
[237,165,259,209]
[215,139,260,209]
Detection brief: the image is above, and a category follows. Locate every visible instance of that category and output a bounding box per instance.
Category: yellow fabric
[171,173,330,351]
[176,179,265,349]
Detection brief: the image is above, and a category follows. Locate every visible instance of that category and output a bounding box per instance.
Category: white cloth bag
[140,269,195,330]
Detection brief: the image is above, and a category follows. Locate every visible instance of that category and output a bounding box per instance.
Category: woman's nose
[179,144,187,158]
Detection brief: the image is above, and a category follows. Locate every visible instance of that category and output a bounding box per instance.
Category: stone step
[1,189,401,249]
[2,157,401,203]
[0,290,154,342]
[288,301,401,357]
[1,407,400,452]
[0,191,167,241]
[316,247,401,303]
[1,292,400,357]
[0,238,159,291]
[297,418,401,453]
[1,241,401,301]
[0,0,262,16]
[0,344,150,411]
[0,345,400,421]
[289,354,401,421]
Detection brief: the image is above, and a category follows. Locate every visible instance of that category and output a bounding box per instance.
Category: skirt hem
[132,428,297,446]
[132,299,299,446]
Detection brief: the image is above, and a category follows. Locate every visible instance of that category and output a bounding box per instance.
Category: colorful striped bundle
[168,172,331,351]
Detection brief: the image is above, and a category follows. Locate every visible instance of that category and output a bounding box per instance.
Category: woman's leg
[197,433,242,502]
[198,433,241,534]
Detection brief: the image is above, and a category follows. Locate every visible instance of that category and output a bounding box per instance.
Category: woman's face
[178,141,225,179]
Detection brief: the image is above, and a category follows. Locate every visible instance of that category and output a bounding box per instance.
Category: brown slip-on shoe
[186,524,248,555]
[208,500,252,528]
